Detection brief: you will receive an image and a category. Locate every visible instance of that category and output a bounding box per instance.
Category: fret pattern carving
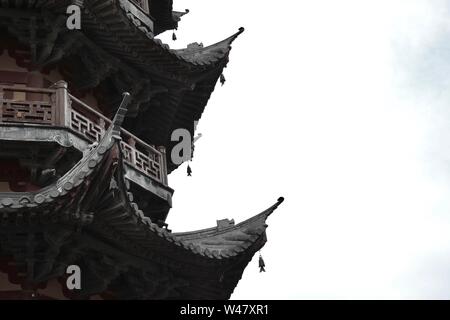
[70,109,105,142]
[0,100,54,124]
[121,141,163,183]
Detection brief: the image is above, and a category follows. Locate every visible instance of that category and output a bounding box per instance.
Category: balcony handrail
[0,84,168,186]
[0,85,163,155]
[68,93,110,124]
[0,85,56,94]
[68,93,163,157]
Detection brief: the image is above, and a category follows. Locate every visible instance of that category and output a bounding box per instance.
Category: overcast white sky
[157,0,450,299]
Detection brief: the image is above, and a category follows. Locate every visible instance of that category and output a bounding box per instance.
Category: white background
[157,0,450,299]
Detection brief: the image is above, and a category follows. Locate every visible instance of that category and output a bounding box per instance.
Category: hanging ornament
[172,31,177,41]
[258,252,266,273]
[220,73,226,86]
[187,163,192,177]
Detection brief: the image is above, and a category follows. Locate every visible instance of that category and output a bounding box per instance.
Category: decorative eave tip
[228,27,245,46]
[234,27,245,38]
[253,196,285,221]
[220,27,245,47]
[173,27,245,65]
[173,9,190,22]
[112,92,131,139]
[269,197,285,215]
[217,27,245,49]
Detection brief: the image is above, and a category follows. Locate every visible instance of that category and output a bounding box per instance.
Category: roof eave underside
[83,0,243,83]
[0,0,243,83]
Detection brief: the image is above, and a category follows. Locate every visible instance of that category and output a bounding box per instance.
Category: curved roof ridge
[172,9,189,22]
[171,27,245,65]
[235,196,284,228]
[104,159,283,260]
[0,127,116,210]
[173,197,284,240]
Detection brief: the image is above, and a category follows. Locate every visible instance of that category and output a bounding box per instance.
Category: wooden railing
[0,82,168,186]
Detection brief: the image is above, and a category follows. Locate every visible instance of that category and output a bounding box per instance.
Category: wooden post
[128,136,136,165]
[0,86,3,123]
[52,80,69,127]
[158,146,168,185]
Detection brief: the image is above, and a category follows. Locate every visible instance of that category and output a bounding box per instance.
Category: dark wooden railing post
[53,80,69,127]
[0,86,3,123]
[128,136,136,165]
[158,146,168,185]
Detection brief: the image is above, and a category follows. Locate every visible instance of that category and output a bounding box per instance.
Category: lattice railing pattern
[1,100,54,124]
[70,109,106,142]
[121,141,163,183]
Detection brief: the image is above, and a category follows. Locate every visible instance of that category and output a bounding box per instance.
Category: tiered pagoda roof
[0,0,242,170]
[0,0,283,299]
[0,100,283,299]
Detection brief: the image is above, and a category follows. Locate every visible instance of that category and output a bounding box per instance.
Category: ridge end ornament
[112,92,132,140]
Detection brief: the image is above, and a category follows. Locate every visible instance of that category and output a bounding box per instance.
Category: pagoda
[0,0,284,300]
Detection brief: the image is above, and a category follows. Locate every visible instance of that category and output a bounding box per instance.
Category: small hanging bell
[259,253,266,273]
[187,164,192,177]
[172,31,177,41]
[220,74,226,86]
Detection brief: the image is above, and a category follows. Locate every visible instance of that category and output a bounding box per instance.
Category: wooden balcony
[0,81,169,188]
